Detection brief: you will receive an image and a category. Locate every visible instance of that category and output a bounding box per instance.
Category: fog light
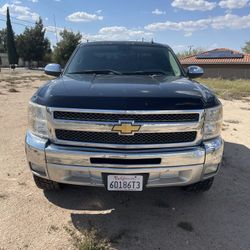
[204,164,219,175]
[30,163,46,176]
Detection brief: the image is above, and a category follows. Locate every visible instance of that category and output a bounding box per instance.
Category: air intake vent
[54,111,199,123]
[55,130,197,145]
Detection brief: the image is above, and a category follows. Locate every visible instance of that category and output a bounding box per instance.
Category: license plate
[107,175,143,191]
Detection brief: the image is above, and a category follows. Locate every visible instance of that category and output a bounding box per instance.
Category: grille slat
[54,111,199,123]
[55,130,197,145]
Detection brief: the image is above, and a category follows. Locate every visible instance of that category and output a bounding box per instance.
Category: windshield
[65,44,183,77]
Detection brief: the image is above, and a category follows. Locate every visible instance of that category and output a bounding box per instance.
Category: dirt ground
[0,69,250,250]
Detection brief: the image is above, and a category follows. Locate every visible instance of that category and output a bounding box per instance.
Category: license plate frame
[103,174,148,192]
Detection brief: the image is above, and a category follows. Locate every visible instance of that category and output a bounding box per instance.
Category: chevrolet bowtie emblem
[112,121,141,135]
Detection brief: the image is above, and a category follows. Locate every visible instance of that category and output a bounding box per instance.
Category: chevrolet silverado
[25,41,224,192]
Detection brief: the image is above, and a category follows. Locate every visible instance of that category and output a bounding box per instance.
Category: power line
[0,13,36,25]
[0,18,58,34]
[0,17,33,28]
[0,13,61,34]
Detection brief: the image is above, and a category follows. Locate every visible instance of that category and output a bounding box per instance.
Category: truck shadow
[44,141,250,249]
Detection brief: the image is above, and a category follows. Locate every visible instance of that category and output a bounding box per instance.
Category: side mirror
[187,66,204,79]
[44,64,62,77]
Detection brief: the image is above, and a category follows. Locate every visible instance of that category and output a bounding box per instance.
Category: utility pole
[53,14,58,44]
[188,45,194,53]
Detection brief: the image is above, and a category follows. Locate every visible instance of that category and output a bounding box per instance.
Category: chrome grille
[48,108,204,149]
[53,111,199,123]
[55,130,197,145]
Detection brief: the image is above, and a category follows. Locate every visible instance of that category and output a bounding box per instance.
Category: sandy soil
[0,69,250,250]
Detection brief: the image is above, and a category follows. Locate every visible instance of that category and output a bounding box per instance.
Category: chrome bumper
[25,131,224,188]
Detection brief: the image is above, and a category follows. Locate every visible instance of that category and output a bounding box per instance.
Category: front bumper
[25,131,224,188]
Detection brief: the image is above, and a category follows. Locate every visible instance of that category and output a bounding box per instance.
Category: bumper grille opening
[55,130,197,145]
[90,158,161,165]
[54,111,199,123]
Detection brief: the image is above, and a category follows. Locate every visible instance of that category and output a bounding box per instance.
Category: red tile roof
[180,48,250,65]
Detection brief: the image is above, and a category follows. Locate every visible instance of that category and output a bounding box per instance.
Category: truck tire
[182,177,214,192]
[33,174,60,191]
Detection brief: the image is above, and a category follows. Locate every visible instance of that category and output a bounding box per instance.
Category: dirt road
[0,69,250,249]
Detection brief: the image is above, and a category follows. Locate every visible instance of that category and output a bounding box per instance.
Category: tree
[0,28,7,53]
[176,48,205,59]
[53,29,82,66]
[6,8,18,66]
[16,18,51,67]
[242,41,250,53]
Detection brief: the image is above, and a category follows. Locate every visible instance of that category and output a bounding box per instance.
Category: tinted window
[65,44,182,76]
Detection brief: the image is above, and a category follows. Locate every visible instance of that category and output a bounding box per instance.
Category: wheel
[182,177,214,192]
[33,174,60,191]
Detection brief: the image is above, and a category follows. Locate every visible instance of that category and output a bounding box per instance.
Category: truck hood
[32,74,220,110]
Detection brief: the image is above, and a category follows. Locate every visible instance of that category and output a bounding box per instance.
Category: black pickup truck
[26,41,223,192]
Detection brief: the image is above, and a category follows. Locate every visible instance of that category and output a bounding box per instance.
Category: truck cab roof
[79,41,171,49]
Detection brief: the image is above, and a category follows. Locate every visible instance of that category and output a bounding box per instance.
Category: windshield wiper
[122,70,170,76]
[67,69,122,75]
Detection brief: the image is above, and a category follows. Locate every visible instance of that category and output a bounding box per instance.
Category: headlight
[204,105,223,140]
[28,102,49,138]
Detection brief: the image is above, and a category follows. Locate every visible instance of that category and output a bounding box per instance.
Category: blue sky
[0,0,250,52]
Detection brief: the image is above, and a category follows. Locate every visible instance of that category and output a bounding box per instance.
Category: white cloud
[30,0,38,3]
[145,13,250,35]
[45,26,64,32]
[219,0,249,9]
[211,13,250,29]
[152,9,166,15]
[66,11,103,22]
[45,26,153,43]
[0,3,39,21]
[96,10,102,14]
[12,0,22,4]
[184,32,193,37]
[81,26,153,41]
[171,0,217,11]
[45,25,64,39]
[145,18,211,36]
